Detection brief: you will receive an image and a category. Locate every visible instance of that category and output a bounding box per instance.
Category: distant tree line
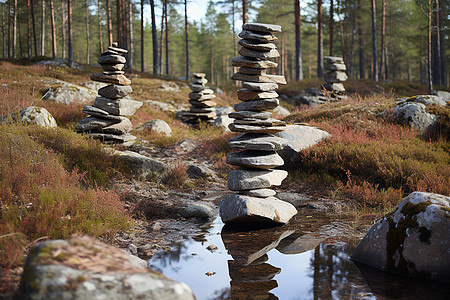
[0,0,448,88]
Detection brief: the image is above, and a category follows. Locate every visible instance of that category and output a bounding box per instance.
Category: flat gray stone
[82,105,122,120]
[193,72,206,78]
[102,70,125,75]
[228,169,288,191]
[234,98,279,112]
[243,81,278,91]
[186,164,217,180]
[191,77,208,85]
[98,84,133,99]
[116,150,170,181]
[41,79,96,104]
[324,56,344,64]
[234,118,283,127]
[323,82,345,92]
[101,63,125,71]
[90,133,136,143]
[229,111,272,120]
[219,194,297,224]
[231,56,278,69]
[94,97,143,116]
[90,73,131,85]
[108,45,128,53]
[242,23,282,33]
[98,54,126,64]
[238,39,277,51]
[102,117,133,134]
[238,30,278,42]
[393,102,437,132]
[190,107,215,113]
[226,150,284,170]
[229,133,288,151]
[231,73,286,84]
[75,116,121,132]
[141,119,172,137]
[238,67,267,75]
[324,62,346,71]
[189,99,217,108]
[324,71,348,83]
[189,92,216,101]
[100,49,119,56]
[189,83,207,92]
[238,47,280,59]
[238,89,278,101]
[229,123,285,134]
[240,189,277,198]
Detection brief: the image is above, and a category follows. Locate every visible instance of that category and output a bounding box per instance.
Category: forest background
[0,0,449,88]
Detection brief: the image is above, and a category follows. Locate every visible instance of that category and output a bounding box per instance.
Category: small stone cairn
[179,73,216,126]
[219,23,297,225]
[75,42,142,143]
[322,56,348,101]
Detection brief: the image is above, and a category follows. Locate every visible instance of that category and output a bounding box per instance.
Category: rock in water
[351,192,450,282]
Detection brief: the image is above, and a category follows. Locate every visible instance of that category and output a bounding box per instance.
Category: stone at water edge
[219,194,297,224]
[229,133,288,151]
[226,150,284,170]
[20,106,57,128]
[94,97,143,116]
[98,84,133,99]
[351,191,450,282]
[228,169,288,191]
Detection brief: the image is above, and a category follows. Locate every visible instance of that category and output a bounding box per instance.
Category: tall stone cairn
[219,23,297,225]
[75,42,142,143]
[179,73,217,126]
[322,56,348,101]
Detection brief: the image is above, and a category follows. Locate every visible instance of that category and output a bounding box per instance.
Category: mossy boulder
[41,79,97,104]
[20,106,57,128]
[351,192,450,282]
[18,236,195,300]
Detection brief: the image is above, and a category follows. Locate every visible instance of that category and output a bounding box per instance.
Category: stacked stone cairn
[219,23,297,225]
[76,42,142,143]
[322,56,348,101]
[179,73,216,126]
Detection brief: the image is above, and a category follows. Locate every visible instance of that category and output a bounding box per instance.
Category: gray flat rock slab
[94,97,143,116]
[191,78,208,85]
[232,73,287,84]
[324,71,348,83]
[238,47,280,59]
[238,39,277,51]
[108,45,128,53]
[102,117,133,134]
[226,150,284,170]
[189,99,217,108]
[75,116,121,132]
[189,83,207,92]
[242,23,282,33]
[82,105,122,120]
[323,83,345,92]
[243,82,278,91]
[238,67,267,75]
[228,169,288,191]
[234,118,283,126]
[238,30,278,42]
[91,73,131,85]
[324,56,344,63]
[193,72,206,78]
[98,54,126,64]
[324,62,346,71]
[240,188,276,198]
[231,56,278,69]
[229,133,288,151]
[238,89,278,101]
[102,70,125,75]
[100,49,119,56]
[234,98,279,112]
[189,92,216,101]
[219,194,297,224]
[100,63,125,71]
[90,133,136,143]
[229,111,272,120]
[190,107,215,113]
[98,84,133,99]
[229,123,285,134]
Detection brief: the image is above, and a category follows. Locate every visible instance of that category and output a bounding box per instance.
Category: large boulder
[18,236,195,300]
[140,119,172,137]
[20,106,57,128]
[277,124,330,167]
[35,58,83,70]
[351,192,450,282]
[116,150,170,181]
[41,79,97,104]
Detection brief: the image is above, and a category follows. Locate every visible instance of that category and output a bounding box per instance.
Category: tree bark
[294,0,303,81]
[7,1,11,58]
[85,0,90,64]
[427,0,433,93]
[61,0,66,59]
[329,0,333,56]
[98,0,104,53]
[68,0,73,67]
[159,0,164,75]
[106,0,112,46]
[317,0,323,78]
[121,0,126,48]
[357,0,364,79]
[150,0,158,75]
[184,0,190,80]
[432,0,441,85]
[2,4,6,58]
[116,0,121,46]
[27,0,32,59]
[50,0,57,58]
[13,0,17,58]
[128,0,133,68]
[41,0,45,56]
[242,0,247,24]
[30,0,38,56]
[380,0,386,80]
[164,0,169,75]
[370,0,378,81]
[140,0,144,72]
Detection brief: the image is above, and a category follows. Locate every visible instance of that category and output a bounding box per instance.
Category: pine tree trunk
[7,1,11,58]
[61,0,66,59]
[68,0,73,67]
[85,0,90,64]
[317,0,323,78]
[371,0,378,81]
[140,0,144,72]
[18,16,23,57]
[329,0,333,56]
[30,0,38,56]
[98,0,104,53]
[116,0,121,46]
[164,0,169,76]
[380,0,386,80]
[50,0,56,58]
[184,0,190,80]
[159,0,164,75]
[121,0,126,48]
[2,5,6,58]
[427,0,433,93]
[357,0,364,79]
[106,0,112,46]
[294,0,303,81]
[242,0,247,24]
[41,0,45,56]
[13,0,17,58]
[150,0,158,75]
[128,0,133,69]
[432,0,441,85]
[27,0,32,59]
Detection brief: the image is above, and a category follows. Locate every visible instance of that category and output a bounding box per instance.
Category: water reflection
[148,216,449,300]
